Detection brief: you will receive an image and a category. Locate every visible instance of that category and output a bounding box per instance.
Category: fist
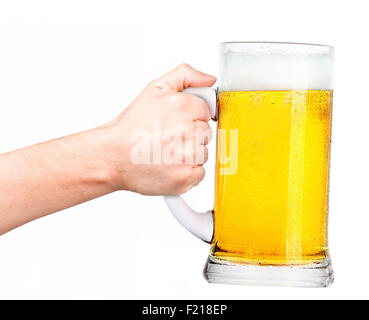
[105,64,216,195]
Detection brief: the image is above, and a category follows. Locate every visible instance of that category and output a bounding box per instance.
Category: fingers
[176,144,208,166]
[171,166,205,195]
[196,145,209,165]
[176,121,211,166]
[184,94,212,121]
[133,64,215,196]
[151,63,216,92]
[193,121,212,145]
[168,92,211,121]
[148,64,215,121]
[188,166,205,189]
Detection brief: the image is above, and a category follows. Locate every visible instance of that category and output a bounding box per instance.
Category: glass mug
[164,42,334,287]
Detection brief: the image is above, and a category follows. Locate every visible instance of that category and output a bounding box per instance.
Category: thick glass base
[203,255,334,288]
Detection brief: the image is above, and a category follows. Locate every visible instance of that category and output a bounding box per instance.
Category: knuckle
[191,121,199,132]
[146,78,167,91]
[167,94,188,112]
[197,120,210,131]
[188,98,211,121]
[195,146,208,165]
[169,92,187,106]
[177,63,191,72]
[193,122,212,144]
[167,92,181,105]
[203,126,212,144]
[199,101,211,120]
[183,149,195,165]
[203,146,209,162]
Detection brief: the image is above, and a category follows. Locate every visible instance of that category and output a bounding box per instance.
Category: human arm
[0,64,216,234]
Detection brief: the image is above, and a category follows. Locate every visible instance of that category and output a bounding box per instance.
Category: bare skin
[0,64,216,235]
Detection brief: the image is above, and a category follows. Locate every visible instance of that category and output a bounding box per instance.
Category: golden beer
[212,90,333,266]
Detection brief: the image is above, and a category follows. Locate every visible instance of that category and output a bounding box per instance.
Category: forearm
[0,125,117,234]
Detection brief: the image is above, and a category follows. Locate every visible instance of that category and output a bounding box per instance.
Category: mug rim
[220,41,333,49]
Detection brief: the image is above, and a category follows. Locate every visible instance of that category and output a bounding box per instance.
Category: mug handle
[163,87,217,243]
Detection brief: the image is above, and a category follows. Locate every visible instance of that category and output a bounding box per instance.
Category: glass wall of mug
[204,42,334,287]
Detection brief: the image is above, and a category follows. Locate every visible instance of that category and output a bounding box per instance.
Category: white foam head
[219,42,334,91]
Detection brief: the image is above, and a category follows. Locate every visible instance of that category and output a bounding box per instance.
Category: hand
[104,64,216,195]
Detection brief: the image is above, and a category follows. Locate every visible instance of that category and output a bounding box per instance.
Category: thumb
[152,63,216,92]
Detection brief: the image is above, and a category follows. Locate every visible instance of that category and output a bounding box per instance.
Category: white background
[0,0,367,300]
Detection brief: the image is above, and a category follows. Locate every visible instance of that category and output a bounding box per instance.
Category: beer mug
[164,42,334,287]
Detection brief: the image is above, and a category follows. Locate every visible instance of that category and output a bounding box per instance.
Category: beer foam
[219,42,334,91]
